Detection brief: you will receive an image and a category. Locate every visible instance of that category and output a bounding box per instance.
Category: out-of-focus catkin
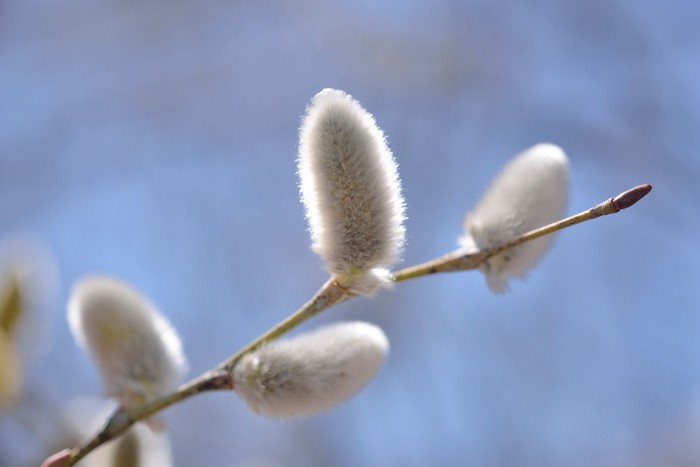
[67,276,187,427]
[298,88,406,295]
[0,330,21,407]
[232,321,389,418]
[461,143,570,293]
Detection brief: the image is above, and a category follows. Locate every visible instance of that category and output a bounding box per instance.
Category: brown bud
[611,184,653,212]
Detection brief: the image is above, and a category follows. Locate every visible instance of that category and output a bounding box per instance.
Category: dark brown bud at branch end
[611,184,652,212]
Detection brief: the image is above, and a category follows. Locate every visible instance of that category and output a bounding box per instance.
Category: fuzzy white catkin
[232,321,389,418]
[460,143,570,293]
[298,88,406,295]
[67,276,188,414]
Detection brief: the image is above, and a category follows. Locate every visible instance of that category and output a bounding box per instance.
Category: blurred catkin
[68,276,188,428]
[461,143,570,293]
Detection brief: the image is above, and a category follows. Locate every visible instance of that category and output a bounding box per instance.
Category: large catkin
[298,89,406,295]
[232,321,389,418]
[68,276,188,419]
[461,143,570,293]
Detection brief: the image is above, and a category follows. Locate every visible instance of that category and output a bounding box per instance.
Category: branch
[58,183,651,466]
[393,184,652,281]
[64,278,349,465]
[218,277,350,373]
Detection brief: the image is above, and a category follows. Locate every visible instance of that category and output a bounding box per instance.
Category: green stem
[218,278,349,372]
[66,279,349,466]
[393,184,652,282]
[67,369,232,465]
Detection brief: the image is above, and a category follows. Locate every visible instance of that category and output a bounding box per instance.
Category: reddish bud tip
[612,184,652,211]
[40,449,71,467]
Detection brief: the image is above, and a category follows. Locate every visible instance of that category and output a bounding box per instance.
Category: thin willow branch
[65,279,349,466]
[62,183,651,466]
[393,184,652,282]
[218,278,350,373]
[67,369,233,465]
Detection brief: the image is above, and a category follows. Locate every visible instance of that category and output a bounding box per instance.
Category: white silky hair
[298,88,406,295]
[68,276,188,412]
[460,143,570,293]
[232,321,389,418]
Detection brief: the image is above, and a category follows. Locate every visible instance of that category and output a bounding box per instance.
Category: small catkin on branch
[460,143,571,293]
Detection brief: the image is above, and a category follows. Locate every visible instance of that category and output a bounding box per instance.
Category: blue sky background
[1,1,699,466]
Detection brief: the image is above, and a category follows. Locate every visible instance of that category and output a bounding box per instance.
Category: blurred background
[1,0,698,466]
